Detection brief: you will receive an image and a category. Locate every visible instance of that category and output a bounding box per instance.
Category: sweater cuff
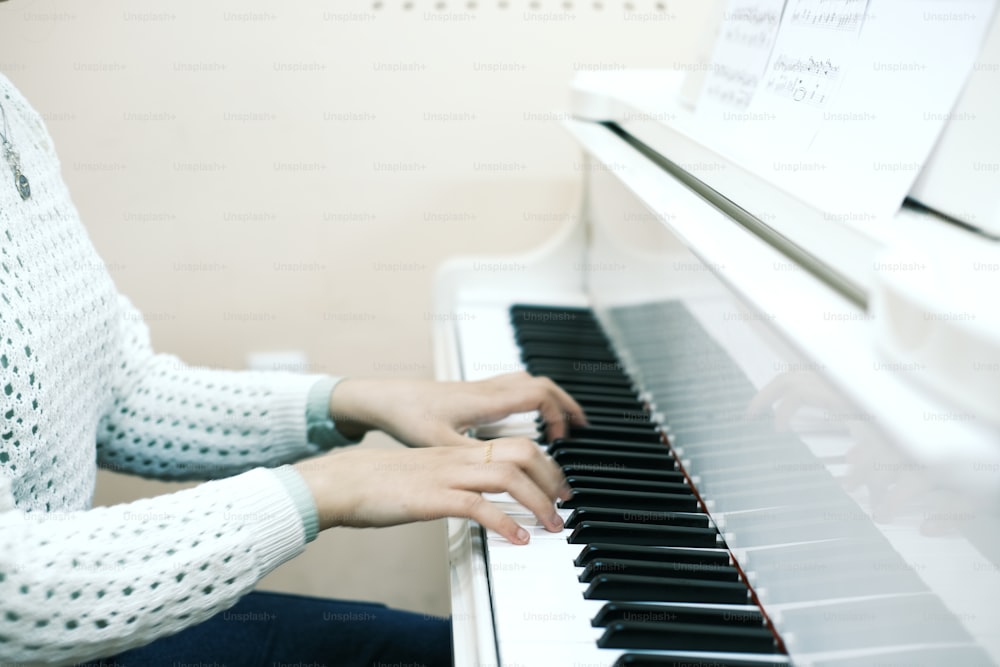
[306,376,362,450]
[232,467,309,574]
[270,465,320,543]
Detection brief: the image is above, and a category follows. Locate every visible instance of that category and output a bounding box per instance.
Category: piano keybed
[496,303,789,666]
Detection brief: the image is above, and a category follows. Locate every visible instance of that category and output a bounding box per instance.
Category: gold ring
[484,442,493,464]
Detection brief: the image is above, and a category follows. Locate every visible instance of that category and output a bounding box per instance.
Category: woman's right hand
[292,437,570,544]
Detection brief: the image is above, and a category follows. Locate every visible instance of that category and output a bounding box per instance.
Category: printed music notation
[790,8,866,31]
[696,0,786,113]
[763,54,841,107]
[723,24,779,49]
[755,0,868,111]
[788,0,868,31]
[701,85,754,110]
[726,5,781,27]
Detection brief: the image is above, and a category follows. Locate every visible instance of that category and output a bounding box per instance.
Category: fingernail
[516,527,530,544]
[560,482,573,499]
[550,513,564,530]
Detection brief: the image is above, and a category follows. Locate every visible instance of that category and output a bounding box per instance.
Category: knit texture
[0,72,330,665]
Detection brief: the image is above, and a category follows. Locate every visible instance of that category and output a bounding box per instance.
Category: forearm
[0,468,306,666]
[98,354,341,480]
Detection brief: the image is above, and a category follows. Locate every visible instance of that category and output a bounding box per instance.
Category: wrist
[328,378,378,440]
[292,458,350,532]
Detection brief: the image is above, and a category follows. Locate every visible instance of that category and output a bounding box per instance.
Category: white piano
[432,3,1000,665]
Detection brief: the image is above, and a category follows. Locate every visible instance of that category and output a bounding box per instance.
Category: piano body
[432,5,1000,666]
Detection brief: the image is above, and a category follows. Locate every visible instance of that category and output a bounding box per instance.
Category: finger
[489,373,588,432]
[459,458,564,533]
[488,437,570,502]
[451,490,531,545]
[536,379,589,441]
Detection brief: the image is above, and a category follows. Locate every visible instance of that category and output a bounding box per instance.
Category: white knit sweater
[0,73,334,665]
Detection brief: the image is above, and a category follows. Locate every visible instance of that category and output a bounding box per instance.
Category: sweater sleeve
[96,295,352,481]
[0,466,307,667]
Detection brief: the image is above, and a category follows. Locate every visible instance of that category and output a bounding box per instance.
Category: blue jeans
[79,590,453,667]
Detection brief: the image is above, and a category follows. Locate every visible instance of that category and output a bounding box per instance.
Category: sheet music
[698,0,787,114]
[685,0,997,221]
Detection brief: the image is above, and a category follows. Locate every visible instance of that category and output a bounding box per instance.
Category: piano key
[560,464,686,484]
[548,439,673,456]
[521,346,620,363]
[613,653,789,667]
[552,448,674,469]
[514,329,609,343]
[575,544,731,568]
[564,475,692,495]
[532,372,636,390]
[585,573,752,604]
[509,303,595,318]
[567,521,720,547]
[560,488,699,513]
[555,414,652,429]
[565,425,663,442]
[592,602,764,628]
[579,558,740,583]
[555,392,647,411]
[564,508,708,530]
[527,363,631,381]
[556,384,642,400]
[598,620,778,653]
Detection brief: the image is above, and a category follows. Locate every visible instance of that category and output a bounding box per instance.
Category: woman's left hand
[327,372,587,447]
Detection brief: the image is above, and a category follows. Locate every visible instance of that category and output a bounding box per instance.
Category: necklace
[0,99,31,201]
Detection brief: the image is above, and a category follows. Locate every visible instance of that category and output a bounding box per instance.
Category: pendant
[14,169,29,200]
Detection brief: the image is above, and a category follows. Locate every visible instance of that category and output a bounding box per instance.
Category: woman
[0,71,584,666]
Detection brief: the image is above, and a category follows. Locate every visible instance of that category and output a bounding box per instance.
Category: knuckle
[506,438,537,462]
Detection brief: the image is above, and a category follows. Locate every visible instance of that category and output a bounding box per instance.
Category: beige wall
[0,0,718,617]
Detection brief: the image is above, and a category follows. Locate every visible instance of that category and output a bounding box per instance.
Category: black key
[548,439,671,457]
[599,621,777,653]
[521,346,619,363]
[575,544,730,568]
[564,475,691,495]
[535,374,634,390]
[553,413,647,428]
[557,384,641,400]
[559,464,683,483]
[568,521,718,547]
[527,363,630,380]
[551,392,644,411]
[542,406,644,423]
[593,602,764,628]
[565,425,661,443]
[552,449,673,469]
[514,330,609,346]
[524,356,623,370]
[584,574,750,604]
[614,655,788,667]
[510,303,595,319]
[560,489,698,513]
[564,507,707,529]
[580,558,739,583]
